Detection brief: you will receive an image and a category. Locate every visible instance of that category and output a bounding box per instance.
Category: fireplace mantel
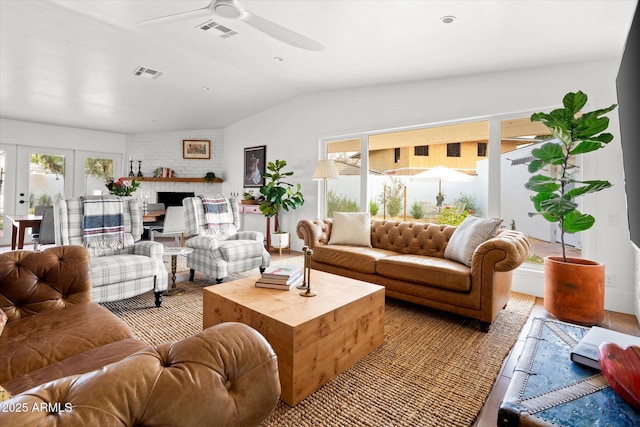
[137,177,223,183]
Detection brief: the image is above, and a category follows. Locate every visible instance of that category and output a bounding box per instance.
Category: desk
[7,215,42,250]
[142,210,164,223]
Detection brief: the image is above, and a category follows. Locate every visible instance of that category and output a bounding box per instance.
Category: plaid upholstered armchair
[182,195,270,283]
[53,195,168,306]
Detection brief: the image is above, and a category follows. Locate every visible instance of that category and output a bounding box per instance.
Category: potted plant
[525,90,617,325]
[259,160,304,249]
[242,190,257,204]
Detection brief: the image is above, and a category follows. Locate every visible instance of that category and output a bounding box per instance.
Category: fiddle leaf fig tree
[525,90,617,262]
[259,160,304,231]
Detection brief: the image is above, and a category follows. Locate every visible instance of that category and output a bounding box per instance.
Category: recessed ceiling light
[202,86,210,91]
[440,15,456,24]
[273,56,284,62]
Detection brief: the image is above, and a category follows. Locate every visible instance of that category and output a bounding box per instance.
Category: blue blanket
[82,195,125,255]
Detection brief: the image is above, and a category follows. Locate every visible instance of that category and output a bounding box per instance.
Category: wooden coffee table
[202,270,385,406]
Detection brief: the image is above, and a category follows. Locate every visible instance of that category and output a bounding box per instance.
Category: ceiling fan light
[215,4,241,19]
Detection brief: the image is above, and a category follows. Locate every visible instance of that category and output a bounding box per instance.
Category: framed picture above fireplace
[244,145,266,188]
[183,140,211,159]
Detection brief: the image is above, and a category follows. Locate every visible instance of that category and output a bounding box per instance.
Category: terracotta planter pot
[543,256,605,325]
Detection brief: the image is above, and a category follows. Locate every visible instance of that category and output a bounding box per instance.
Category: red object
[598,342,640,410]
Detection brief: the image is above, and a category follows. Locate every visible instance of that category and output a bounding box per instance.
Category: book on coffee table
[570,326,640,370]
[261,265,302,280]
[255,275,303,290]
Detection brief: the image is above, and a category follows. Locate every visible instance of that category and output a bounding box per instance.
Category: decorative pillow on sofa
[328,212,372,247]
[444,215,503,267]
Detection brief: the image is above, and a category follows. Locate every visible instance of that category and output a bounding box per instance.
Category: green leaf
[527,159,545,173]
[570,140,602,155]
[563,210,595,233]
[565,180,612,198]
[563,91,588,115]
[531,143,565,162]
[574,116,609,139]
[525,175,560,193]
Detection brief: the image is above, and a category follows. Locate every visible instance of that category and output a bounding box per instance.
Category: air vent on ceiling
[132,66,164,80]
[197,19,238,39]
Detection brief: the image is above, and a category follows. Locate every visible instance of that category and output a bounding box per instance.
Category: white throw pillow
[444,216,503,267]
[328,212,372,247]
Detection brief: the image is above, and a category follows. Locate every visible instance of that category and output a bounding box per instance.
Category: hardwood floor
[473,298,640,427]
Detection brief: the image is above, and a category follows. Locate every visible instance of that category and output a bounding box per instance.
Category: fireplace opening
[157,192,195,207]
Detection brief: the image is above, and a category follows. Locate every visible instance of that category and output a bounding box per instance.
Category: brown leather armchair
[0,246,281,426]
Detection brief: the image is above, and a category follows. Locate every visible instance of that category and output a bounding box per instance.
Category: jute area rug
[101,258,535,427]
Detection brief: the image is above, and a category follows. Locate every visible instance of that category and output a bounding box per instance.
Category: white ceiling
[0,0,637,135]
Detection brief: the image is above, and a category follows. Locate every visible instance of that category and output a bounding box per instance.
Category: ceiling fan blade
[137,4,213,26]
[242,11,324,51]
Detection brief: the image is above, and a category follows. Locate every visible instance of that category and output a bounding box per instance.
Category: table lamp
[312,159,339,218]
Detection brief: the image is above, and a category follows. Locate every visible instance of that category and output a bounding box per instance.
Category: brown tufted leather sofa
[297,219,530,331]
[0,246,280,426]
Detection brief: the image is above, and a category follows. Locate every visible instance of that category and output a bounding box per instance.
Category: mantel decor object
[299,246,317,297]
[183,139,211,159]
[128,159,135,177]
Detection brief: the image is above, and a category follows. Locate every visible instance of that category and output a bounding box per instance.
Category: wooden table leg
[11,222,17,250]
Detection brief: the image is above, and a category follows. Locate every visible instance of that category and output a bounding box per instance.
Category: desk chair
[32,205,55,249]
[149,206,185,246]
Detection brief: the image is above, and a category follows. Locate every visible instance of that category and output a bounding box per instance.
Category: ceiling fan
[138,0,324,51]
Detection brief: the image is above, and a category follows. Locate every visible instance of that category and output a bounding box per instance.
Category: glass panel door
[14,146,73,245]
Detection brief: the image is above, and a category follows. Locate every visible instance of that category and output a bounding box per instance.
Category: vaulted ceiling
[0,0,636,134]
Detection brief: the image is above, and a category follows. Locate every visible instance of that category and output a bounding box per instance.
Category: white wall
[0,119,127,152]
[223,59,636,315]
[126,130,226,202]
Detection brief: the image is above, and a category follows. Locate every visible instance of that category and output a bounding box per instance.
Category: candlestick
[137,160,143,177]
[300,246,317,297]
[128,160,135,177]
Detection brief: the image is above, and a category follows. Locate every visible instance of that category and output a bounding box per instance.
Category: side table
[163,247,193,296]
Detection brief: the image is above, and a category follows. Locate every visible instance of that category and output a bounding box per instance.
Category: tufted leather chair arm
[0,322,281,427]
[296,219,332,249]
[0,246,92,322]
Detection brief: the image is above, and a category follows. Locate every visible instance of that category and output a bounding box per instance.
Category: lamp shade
[312,160,339,180]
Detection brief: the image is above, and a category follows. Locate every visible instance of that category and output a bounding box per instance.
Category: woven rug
[101,263,535,427]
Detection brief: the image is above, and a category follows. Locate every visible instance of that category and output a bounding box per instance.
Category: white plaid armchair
[183,195,270,283]
[53,196,168,306]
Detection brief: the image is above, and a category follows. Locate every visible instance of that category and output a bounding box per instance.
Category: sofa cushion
[328,212,372,247]
[377,255,472,292]
[0,303,133,384]
[313,244,397,274]
[90,254,160,287]
[444,216,503,267]
[2,338,150,395]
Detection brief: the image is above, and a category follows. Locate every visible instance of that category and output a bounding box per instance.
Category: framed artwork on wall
[244,145,266,188]
[183,140,211,159]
